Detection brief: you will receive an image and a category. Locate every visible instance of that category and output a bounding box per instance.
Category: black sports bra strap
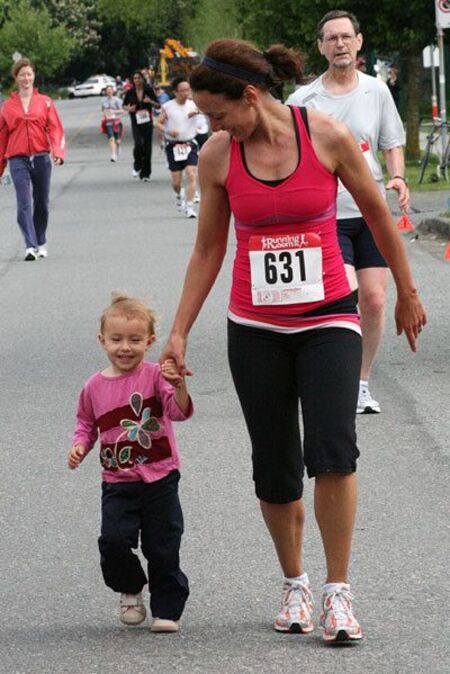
[299,107,311,139]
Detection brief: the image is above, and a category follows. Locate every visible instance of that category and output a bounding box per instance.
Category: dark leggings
[228,322,362,504]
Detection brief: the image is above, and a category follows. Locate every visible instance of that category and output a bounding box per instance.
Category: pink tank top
[225,106,360,333]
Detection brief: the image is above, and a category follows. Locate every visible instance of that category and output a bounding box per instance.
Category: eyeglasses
[322,33,356,44]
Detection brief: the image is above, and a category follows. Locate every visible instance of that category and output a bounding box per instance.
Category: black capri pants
[228,322,362,504]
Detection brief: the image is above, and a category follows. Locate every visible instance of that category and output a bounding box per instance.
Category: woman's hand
[159,333,193,378]
[395,292,427,352]
[54,157,63,165]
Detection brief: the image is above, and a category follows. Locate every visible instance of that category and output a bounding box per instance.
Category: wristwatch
[392,175,408,185]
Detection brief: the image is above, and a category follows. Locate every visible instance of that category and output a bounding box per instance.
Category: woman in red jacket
[0,58,65,260]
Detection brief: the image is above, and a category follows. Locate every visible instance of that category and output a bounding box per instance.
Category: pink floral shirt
[72,361,193,483]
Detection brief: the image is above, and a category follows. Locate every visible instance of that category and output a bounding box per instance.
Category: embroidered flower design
[119,392,160,449]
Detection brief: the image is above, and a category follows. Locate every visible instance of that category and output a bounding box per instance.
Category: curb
[417,217,450,239]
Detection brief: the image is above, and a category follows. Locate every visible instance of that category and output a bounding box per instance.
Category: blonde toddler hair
[100,292,157,336]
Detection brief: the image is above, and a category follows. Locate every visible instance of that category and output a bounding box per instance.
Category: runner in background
[155,77,200,218]
[101,85,123,162]
[286,10,409,414]
[154,84,171,154]
[123,71,160,182]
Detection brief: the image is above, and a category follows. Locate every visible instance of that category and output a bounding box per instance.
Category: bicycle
[418,117,450,183]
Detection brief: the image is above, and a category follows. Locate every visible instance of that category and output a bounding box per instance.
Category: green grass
[405,157,450,192]
[381,155,450,192]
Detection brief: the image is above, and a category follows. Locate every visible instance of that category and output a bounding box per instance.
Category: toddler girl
[68,292,193,632]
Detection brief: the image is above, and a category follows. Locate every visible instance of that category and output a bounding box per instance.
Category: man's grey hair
[317,10,361,39]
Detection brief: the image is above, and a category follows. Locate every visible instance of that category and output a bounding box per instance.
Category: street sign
[423,45,440,67]
[435,0,450,29]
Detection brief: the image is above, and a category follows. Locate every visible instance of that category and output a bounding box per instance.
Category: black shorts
[227,321,362,504]
[338,217,388,270]
[165,141,198,172]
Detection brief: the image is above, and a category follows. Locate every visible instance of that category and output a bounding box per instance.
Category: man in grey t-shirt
[287,10,409,414]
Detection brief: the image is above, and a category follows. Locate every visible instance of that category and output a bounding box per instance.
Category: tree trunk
[405,53,421,160]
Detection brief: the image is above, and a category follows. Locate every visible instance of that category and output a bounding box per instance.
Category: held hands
[159,334,193,378]
[395,291,427,352]
[68,444,87,469]
[386,177,410,212]
[160,358,186,388]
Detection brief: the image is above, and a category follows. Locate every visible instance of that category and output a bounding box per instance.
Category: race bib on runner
[249,232,324,305]
[136,110,150,125]
[173,143,192,162]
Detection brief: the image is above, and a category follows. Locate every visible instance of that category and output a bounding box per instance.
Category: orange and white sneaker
[320,584,363,643]
[274,579,315,633]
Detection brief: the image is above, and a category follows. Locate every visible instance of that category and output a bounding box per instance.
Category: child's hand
[161,358,184,388]
[68,444,87,469]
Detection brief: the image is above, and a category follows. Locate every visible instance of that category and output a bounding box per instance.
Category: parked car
[72,75,117,98]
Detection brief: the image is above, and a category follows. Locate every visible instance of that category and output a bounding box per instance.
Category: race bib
[136,110,150,125]
[173,143,192,162]
[249,232,324,305]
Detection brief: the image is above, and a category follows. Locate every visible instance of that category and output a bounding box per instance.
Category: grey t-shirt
[286,72,405,219]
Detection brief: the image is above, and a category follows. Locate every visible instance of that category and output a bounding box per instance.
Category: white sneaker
[150,617,179,633]
[37,244,48,259]
[132,169,139,178]
[176,194,185,212]
[185,202,196,218]
[110,154,117,162]
[274,580,315,633]
[193,191,200,203]
[24,247,39,261]
[118,592,146,625]
[357,386,380,414]
[320,585,362,643]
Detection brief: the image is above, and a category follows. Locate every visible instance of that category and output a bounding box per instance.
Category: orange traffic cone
[397,214,414,231]
[444,241,450,260]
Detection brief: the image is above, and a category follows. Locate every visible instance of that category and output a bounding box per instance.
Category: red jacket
[0,89,65,176]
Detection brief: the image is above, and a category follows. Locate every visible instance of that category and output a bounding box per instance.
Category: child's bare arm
[160,358,190,415]
[68,444,87,469]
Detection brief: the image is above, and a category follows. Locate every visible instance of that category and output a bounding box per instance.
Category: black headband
[202,56,267,84]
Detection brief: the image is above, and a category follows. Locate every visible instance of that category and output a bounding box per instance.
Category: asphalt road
[0,97,449,674]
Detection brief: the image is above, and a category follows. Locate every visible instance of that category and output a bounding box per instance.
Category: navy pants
[9,154,52,249]
[98,471,189,621]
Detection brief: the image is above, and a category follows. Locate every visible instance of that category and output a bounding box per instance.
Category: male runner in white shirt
[287,10,409,413]
[156,78,200,218]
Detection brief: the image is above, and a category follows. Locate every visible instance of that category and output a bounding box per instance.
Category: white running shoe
[274,580,315,633]
[357,387,380,414]
[37,244,48,258]
[193,191,200,203]
[118,592,146,625]
[110,154,117,162]
[185,202,196,218]
[176,194,185,212]
[150,617,179,633]
[132,169,139,178]
[24,247,39,261]
[320,585,362,643]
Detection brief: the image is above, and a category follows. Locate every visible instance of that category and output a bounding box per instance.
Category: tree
[0,0,74,79]
[98,0,199,45]
[185,0,242,52]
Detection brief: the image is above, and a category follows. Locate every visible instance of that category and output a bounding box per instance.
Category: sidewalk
[387,188,450,238]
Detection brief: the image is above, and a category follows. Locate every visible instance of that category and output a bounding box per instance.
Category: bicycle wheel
[418,140,433,184]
